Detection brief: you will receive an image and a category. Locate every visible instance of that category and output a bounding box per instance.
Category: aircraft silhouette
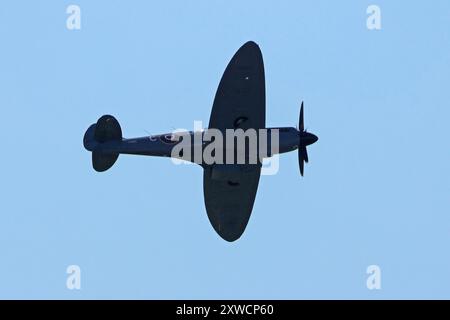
[83,41,318,241]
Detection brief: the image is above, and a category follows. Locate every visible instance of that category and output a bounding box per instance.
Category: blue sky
[0,1,449,299]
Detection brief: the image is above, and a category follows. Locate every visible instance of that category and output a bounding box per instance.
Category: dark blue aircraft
[83,41,318,241]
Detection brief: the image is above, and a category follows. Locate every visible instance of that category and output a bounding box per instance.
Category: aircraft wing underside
[203,41,266,241]
[203,164,261,241]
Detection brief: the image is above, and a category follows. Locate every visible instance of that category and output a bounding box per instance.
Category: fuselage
[89,127,304,166]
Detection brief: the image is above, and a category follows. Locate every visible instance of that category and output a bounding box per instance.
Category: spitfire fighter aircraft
[83,41,318,241]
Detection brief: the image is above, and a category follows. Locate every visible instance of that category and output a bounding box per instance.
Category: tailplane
[83,115,122,172]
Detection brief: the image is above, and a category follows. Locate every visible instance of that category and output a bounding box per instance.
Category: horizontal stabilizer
[92,151,119,172]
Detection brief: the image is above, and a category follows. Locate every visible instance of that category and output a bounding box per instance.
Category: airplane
[83,41,318,242]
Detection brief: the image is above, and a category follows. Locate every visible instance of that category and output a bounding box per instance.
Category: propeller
[298,101,318,176]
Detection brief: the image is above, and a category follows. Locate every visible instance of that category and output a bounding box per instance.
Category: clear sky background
[0,1,449,299]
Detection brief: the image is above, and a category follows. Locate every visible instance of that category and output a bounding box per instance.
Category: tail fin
[83,115,122,172]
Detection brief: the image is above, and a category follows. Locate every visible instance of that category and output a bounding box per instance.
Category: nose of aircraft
[301,132,319,146]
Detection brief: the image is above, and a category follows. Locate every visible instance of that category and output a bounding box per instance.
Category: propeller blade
[298,146,307,176]
[299,156,304,176]
[299,101,304,132]
[299,146,308,163]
